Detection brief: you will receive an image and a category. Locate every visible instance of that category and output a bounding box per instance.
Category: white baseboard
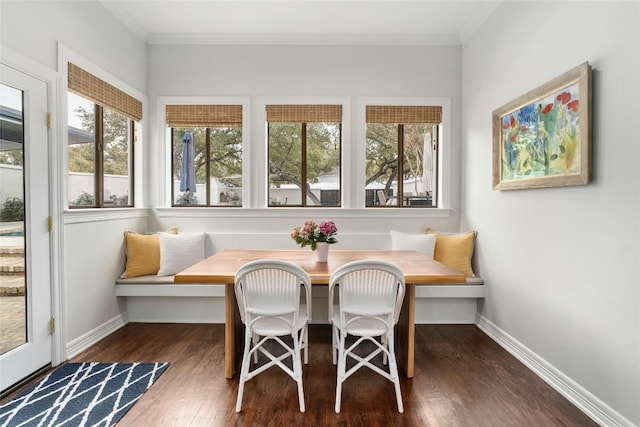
[66,312,128,359]
[476,316,635,427]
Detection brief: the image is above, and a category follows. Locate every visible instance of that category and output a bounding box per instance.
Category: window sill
[63,207,149,224]
[62,206,454,224]
[154,207,454,220]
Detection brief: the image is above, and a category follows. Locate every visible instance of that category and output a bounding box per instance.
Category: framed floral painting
[492,62,592,190]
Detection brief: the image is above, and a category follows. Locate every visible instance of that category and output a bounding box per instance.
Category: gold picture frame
[492,62,592,190]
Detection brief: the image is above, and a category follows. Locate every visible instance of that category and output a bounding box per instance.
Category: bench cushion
[157,232,205,276]
[390,230,436,259]
[465,277,484,285]
[122,229,178,278]
[116,274,175,285]
[426,228,478,278]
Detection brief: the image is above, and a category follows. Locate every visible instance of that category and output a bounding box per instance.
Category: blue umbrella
[179,131,196,201]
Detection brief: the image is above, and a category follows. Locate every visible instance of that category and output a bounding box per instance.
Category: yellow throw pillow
[425,228,477,277]
[122,229,178,278]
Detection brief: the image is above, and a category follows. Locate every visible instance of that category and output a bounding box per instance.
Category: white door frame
[1,47,65,368]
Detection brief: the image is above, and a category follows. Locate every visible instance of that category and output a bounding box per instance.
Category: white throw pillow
[157,232,205,276]
[390,230,437,259]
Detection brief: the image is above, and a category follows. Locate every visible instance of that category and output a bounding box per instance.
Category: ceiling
[99,0,502,45]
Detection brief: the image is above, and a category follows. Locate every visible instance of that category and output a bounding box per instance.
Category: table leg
[396,283,415,378]
[225,283,235,379]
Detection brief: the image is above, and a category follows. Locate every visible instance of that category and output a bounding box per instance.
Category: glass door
[0,63,52,392]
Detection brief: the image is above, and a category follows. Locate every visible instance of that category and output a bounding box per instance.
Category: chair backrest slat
[329,260,405,325]
[235,259,312,326]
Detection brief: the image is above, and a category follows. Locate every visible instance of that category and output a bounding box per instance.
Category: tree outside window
[67,92,134,207]
[167,105,243,206]
[67,63,140,208]
[267,105,341,207]
[365,105,441,208]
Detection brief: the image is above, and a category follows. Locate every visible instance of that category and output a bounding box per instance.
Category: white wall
[461,2,639,425]
[5,1,638,423]
[0,1,147,93]
[146,44,463,230]
[63,217,146,342]
[1,1,149,346]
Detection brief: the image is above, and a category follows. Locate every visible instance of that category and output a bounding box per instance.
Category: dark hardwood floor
[3,323,597,426]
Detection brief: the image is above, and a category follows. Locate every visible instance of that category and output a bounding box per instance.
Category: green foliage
[68,105,130,175]
[172,128,243,188]
[365,123,428,192]
[168,119,430,206]
[103,111,130,175]
[175,192,197,205]
[306,123,340,181]
[0,197,24,221]
[68,143,95,173]
[268,123,302,186]
[366,123,398,190]
[109,194,129,205]
[0,149,24,166]
[267,122,340,204]
[70,191,95,207]
[210,128,243,186]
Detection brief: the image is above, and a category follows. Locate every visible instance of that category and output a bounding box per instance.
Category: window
[167,105,243,206]
[365,105,441,208]
[67,63,139,208]
[266,105,342,207]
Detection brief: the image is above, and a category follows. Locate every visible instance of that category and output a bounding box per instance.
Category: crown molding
[99,1,504,46]
[459,0,502,43]
[99,0,149,43]
[146,33,462,46]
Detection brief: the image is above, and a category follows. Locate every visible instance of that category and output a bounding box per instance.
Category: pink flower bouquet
[291,219,338,250]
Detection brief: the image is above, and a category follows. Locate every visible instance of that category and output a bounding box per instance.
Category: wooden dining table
[174,249,466,379]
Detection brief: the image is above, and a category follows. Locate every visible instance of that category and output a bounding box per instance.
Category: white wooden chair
[234,259,312,412]
[328,260,406,413]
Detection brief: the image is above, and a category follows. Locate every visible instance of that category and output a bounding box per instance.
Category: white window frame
[256,96,351,208]
[157,96,251,208]
[356,97,452,210]
[59,45,147,213]
[156,95,454,220]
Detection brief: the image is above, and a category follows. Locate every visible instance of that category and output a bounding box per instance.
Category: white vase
[315,242,329,262]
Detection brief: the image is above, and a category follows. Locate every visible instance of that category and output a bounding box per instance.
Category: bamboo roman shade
[366,106,442,124]
[165,105,243,128]
[68,63,142,121]
[266,105,342,123]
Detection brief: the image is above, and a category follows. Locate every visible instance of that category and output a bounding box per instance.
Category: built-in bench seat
[115,275,483,297]
[115,272,484,324]
[115,275,225,297]
[414,276,484,297]
[116,230,484,324]
[115,273,227,323]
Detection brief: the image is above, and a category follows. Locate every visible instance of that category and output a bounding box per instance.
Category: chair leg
[292,332,306,412]
[252,333,259,364]
[332,325,338,365]
[236,331,253,412]
[301,326,308,364]
[387,336,404,413]
[382,335,388,365]
[334,329,346,413]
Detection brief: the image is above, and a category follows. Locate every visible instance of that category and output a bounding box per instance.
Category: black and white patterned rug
[0,362,169,427]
